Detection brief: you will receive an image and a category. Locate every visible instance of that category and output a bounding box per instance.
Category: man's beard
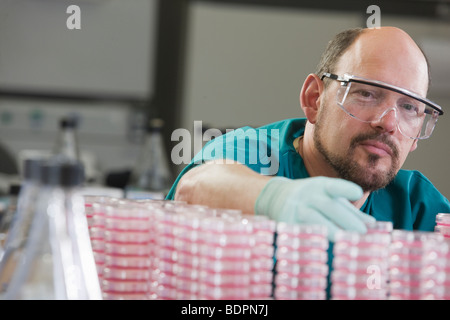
[313,121,400,193]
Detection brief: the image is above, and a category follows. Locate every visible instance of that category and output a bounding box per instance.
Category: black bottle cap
[41,161,85,187]
[59,116,78,129]
[59,162,85,187]
[23,158,45,182]
[9,184,21,196]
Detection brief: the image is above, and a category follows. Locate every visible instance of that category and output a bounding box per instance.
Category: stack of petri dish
[101,199,154,300]
[84,196,120,288]
[439,239,450,299]
[83,199,279,300]
[435,213,450,239]
[197,215,254,300]
[389,230,446,300]
[142,200,176,300]
[151,205,189,300]
[331,222,392,300]
[245,215,276,299]
[274,223,329,300]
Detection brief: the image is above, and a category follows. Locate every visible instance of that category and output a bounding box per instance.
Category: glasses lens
[336,82,439,139]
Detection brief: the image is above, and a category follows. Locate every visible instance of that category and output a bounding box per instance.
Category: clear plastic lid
[331,270,389,287]
[388,282,430,296]
[252,243,275,258]
[274,286,326,300]
[211,208,243,218]
[275,273,327,289]
[174,264,200,282]
[242,215,276,232]
[102,266,150,281]
[250,257,274,271]
[152,257,177,276]
[104,241,151,256]
[332,257,389,272]
[174,251,201,269]
[102,278,149,294]
[334,230,391,246]
[331,285,388,300]
[175,277,201,293]
[250,270,274,284]
[435,225,450,238]
[391,230,444,247]
[153,245,178,263]
[199,284,250,300]
[201,231,254,248]
[155,233,177,249]
[199,216,253,234]
[365,221,393,233]
[106,216,151,232]
[199,257,251,274]
[276,233,329,250]
[249,283,273,299]
[105,254,151,269]
[104,229,150,244]
[155,284,178,300]
[276,247,328,263]
[277,223,327,237]
[436,213,450,226]
[199,271,250,287]
[275,260,329,276]
[333,243,390,259]
[389,254,446,269]
[102,291,149,300]
[105,202,150,220]
[201,244,252,260]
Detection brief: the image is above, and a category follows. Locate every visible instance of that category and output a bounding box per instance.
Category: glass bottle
[0,158,44,294]
[3,161,102,300]
[52,116,80,163]
[126,118,172,200]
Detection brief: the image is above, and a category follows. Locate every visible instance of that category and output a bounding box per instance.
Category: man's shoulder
[370,169,449,231]
[226,118,306,142]
[257,118,307,131]
[394,169,438,188]
[385,169,448,205]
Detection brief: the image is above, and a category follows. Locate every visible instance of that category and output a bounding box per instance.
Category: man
[167,27,450,242]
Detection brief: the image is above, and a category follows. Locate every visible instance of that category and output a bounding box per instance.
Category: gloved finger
[321,177,364,202]
[292,206,341,242]
[335,197,376,224]
[312,197,369,234]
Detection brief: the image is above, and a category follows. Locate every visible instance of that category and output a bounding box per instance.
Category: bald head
[336,27,430,95]
[316,27,431,96]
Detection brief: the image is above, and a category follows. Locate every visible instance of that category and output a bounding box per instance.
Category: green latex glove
[255,176,376,242]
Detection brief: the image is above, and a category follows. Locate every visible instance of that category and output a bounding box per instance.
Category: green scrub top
[167,117,450,299]
[167,117,450,230]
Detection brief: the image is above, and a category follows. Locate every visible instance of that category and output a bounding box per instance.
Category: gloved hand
[254,176,376,242]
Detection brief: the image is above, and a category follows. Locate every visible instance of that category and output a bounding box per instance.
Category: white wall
[180,2,450,198]
[0,0,157,98]
[181,4,363,130]
[0,0,158,180]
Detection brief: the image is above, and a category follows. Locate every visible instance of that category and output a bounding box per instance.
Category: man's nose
[370,107,398,134]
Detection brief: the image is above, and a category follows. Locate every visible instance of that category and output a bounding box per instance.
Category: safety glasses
[321,73,443,139]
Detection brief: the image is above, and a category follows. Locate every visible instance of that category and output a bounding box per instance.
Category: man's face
[313,86,402,192]
[312,28,429,192]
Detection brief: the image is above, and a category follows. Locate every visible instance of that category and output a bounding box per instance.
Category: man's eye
[355,90,374,99]
[401,103,418,113]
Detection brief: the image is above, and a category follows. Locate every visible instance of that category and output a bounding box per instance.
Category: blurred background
[0,0,449,198]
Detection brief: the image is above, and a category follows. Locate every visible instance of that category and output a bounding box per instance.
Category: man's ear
[410,139,418,152]
[300,73,324,124]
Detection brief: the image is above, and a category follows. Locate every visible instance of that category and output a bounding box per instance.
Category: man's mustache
[350,132,400,159]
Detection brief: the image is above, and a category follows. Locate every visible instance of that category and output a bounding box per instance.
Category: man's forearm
[174,160,271,214]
